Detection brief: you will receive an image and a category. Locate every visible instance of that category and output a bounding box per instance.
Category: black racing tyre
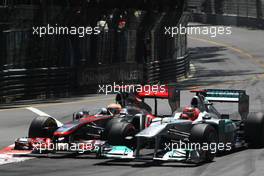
[102,118,125,139]
[107,122,136,147]
[28,116,58,138]
[245,112,264,148]
[190,124,218,162]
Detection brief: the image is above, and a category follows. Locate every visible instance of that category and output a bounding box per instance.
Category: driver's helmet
[75,111,84,120]
[181,106,200,121]
[119,108,128,116]
[107,103,122,115]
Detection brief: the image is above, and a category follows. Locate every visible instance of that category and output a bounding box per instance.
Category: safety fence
[145,12,190,83]
[0,67,73,103]
[146,55,190,83]
[0,0,5,6]
[77,63,144,93]
[0,1,189,104]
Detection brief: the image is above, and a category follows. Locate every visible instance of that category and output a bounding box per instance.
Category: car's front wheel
[190,124,218,162]
[28,116,58,138]
[107,122,136,148]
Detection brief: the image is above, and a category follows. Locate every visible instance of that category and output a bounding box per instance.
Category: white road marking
[26,107,51,117]
[26,107,63,127]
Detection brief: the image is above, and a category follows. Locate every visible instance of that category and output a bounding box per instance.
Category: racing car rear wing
[192,89,249,119]
[135,85,181,114]
[115,85,180,115]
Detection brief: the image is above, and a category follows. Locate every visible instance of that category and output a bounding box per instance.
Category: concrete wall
[188,0,264,29]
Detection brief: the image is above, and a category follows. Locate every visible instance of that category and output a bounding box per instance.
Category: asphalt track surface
[1,23,264,176]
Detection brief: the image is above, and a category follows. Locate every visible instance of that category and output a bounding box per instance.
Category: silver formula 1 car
[101,89,264,163]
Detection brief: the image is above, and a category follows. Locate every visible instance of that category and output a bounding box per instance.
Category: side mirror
[83,111,89,115]
[202,114,212,120]
[73,113,76,121]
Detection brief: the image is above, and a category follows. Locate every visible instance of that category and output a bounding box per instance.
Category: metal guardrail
[0,67,74,103]
[145,54,190,83]
[145,11,190,84]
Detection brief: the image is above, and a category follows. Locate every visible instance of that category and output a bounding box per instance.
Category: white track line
[26,107,51,117]
[26,107,63,127]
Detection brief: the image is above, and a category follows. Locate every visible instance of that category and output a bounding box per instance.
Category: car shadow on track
[93,147,252,168]
[216,147,247,157]
[15,152,205,168]
[14,147,256,169]
[93,159,204,168]
[15,152,101,159]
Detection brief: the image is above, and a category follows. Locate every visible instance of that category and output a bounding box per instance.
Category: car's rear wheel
[190,124,218,162]
[28,116,58,138]
[245,112,264,147]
